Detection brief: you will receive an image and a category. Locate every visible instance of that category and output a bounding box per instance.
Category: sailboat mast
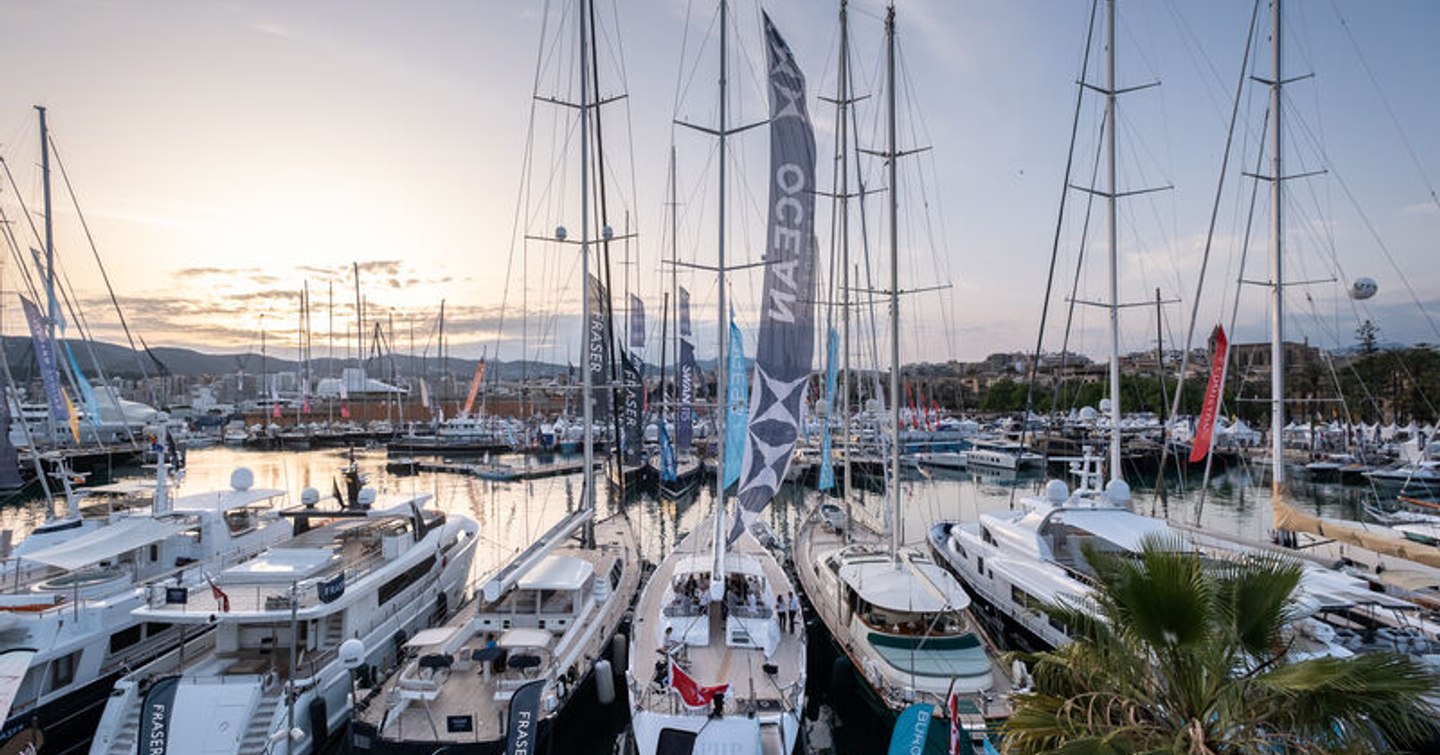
[36,106,57,444]
[885,4,901,558]
[1268,0,1286,494]
[711,0,731,601]
[579,0,596,516]
[1105,0,1123,482]
[839,0,854,518]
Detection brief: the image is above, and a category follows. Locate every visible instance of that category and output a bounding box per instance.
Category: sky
[0,0,1436,369]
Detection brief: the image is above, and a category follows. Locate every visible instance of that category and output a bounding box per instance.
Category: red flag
[208,576,231,613]
[340,404,350,419]
[271,402,281,419]
[1189,325,1229,463]
[669,660,728,708]
[948,689,960,754]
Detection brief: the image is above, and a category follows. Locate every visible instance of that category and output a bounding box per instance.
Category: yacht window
[109,625,142,653]
[50,651,79,692]
[982,529,996,546]
[145,623,173,638]
[608,561,623,590]
[977,557,985,576]
[149,544,159,562]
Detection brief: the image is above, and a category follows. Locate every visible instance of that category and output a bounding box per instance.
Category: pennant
[62,389,79,443]
[669,660,728,709]
[730,14,818,541]
[1189,325,1229,464]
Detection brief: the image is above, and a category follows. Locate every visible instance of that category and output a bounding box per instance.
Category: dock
[388,457,602,482]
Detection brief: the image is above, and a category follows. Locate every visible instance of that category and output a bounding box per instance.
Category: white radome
[1350,277,1377,300]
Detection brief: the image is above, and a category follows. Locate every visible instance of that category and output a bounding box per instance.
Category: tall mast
[579,0,596,517]
[838,0,855,525]
[1268,0,1286,494]
[885,4,901,557]
[1104,0,1123,482]
[37,106,56,444]
[711,0,732,601]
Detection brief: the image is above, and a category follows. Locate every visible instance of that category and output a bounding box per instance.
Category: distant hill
[0,335,572,383]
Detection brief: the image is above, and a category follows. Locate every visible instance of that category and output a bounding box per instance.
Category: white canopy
[1051,509,1176,553]
[0,649,35,723]
[838,557,970,613]
[172,487,285,512]
[21,516,188,570]
[406,626,460,649]
[518,555,593,591]
[673,552,765,578]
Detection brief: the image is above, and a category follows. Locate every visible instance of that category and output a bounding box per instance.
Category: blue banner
[505,679,545,755]
[629,294,646,350]
[887,703,934,755]
[60,339,101,427]
[658,420,677,483]
[818,327,839,491]
[620,351,645,465]
[678,286,691,339]
[586,275,612,423]
[730,15,818,541]
[677,337,695,453]
[723,317,747,489]
[19,296,68,425]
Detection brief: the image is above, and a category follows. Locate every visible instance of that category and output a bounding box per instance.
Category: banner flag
[730,14,818,541]
[630,294,646,350]
[818,327,839,491]
[1189,325,1229,464]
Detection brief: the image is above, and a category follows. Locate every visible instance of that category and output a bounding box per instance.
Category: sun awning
[517,555,593,591]
[498,627,553,650]
[406,626,460,649]
[838,558,970,613]
[172,487,286,512]
[21,517,188,570]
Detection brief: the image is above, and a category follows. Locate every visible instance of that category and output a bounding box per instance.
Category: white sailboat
[793,4,1010,748]
[349,1,642,749]
[625,6,811,754]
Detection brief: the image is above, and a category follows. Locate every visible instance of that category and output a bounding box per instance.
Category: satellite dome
[230,468,254,492]
[1045,479,1069,503]
[1349,277,1377,300]
[1078,406,1098,422]
[1105,479,1132,504]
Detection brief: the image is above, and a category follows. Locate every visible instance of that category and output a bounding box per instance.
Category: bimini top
[837,553,971,614]
[21,516,188,571]
[672,552,765,578]
[517,555,593,592]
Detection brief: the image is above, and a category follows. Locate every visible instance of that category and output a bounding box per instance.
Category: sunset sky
[0,0,1435,368]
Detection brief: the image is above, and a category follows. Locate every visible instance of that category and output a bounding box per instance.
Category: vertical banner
[730,14,818,541]
[505,679,545,755]
[723,319,748,489]
[678,286,692,339]
[620,351,645,465]
[586,275,612,423]
[818,327,839,491]
[19,296,67,426]
[462,361,487,417]
[629,294,646,350]
[1189,325,1230,464]
[138,675,181,755]
[658,421,677,483]
[677,337,696,453]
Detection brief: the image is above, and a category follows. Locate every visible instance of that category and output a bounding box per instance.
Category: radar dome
[1045,479,1070,503]
[1104,479,1132,505]
[1349,277,1377,300]
[300,488,320,507]
[230,468,254,492]
[339,639,366,669]
[357,487,377,508]
[1078,406,1098,422]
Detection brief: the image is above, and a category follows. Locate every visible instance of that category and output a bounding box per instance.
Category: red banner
[461,361,487,417]
[1189,325,1229,463]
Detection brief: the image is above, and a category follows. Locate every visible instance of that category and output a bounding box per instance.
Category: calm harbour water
[0,446,1382,754]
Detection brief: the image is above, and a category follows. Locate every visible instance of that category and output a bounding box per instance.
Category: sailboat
[792,4,1010,750]
[625,7,810,754]
[349,1,642,750]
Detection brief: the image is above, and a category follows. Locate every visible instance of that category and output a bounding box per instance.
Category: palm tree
[1002,537,1437,754]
